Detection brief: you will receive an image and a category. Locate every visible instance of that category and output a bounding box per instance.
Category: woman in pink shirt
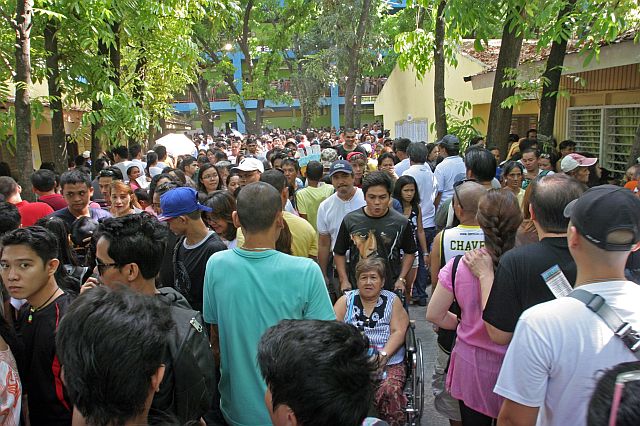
[426,189,522,425]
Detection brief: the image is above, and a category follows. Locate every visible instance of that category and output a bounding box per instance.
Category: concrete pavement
[408,304,449,426]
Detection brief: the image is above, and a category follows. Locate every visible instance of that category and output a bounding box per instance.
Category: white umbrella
[230,129,244,139]
[155,133,197,157]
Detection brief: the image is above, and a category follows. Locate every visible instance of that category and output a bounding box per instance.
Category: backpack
[153,287,217,424]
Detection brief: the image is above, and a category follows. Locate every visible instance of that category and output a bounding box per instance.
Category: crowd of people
[0,124,638,426]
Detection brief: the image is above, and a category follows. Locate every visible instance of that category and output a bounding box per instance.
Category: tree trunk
[354,80,363,129]
[188,74,215,136]
[44,20,67,174]
[486,11,524,158]
[14,0,35,200]
[627,123,640,169]
[343,0,372,129]
[433,0,448,140]
[537,0,577,149]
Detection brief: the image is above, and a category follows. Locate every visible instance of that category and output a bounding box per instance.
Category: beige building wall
[2,80,86,169]
[374,54,493,140]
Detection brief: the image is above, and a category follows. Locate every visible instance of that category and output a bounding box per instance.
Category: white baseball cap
[231,157,264,173]
[561,153,597,173]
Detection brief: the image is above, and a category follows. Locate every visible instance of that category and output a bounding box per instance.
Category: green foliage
[429,98,482,149]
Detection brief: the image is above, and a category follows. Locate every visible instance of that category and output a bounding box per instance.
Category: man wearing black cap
[434,134,466,209]
[317,160,366,298]
[159,186,226,313]
[494,185,640,426]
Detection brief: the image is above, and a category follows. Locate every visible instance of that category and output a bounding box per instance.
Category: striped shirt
[344,290,405,365]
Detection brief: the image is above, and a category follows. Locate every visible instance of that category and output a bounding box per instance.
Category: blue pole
[232,52,246,133]
[330,84,340,129]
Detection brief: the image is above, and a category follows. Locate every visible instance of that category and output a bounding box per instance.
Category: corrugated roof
[461,28,638,77]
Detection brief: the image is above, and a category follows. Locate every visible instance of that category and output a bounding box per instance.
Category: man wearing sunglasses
[87,213,217,425]
[496,186,640,426]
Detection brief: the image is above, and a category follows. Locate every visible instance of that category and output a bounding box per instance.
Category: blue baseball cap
[158,187,211,221]
[328,160,353,177]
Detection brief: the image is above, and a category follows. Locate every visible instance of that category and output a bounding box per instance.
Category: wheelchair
[394,291,425,425]
[402,319,425,425]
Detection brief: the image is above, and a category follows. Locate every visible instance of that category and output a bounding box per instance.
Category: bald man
[429,180,486,425]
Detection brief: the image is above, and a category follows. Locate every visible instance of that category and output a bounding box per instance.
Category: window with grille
[568,105,639,178]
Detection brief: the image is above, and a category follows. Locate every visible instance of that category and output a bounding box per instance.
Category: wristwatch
[397,277,406,284]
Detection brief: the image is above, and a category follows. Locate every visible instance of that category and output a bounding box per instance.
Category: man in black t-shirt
[1,227,73,425]
[334,171,416,292]
[159,187,227,313]
[336,128,367,160]
[480,174,585,345]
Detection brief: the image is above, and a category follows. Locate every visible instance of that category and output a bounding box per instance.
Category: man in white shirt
[434,135,466,209]
[112,145,132,183]
[393,138,411,176]
[316,160,366,300]
[495,185,640,426]
[402,142,437,305]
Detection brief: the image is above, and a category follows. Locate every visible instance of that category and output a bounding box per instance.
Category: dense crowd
[0,124,638,426]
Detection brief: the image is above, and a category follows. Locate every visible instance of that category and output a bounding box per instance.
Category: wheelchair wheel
[415,337,425,421]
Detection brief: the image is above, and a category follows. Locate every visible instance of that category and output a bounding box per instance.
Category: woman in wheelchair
[334,257,409,426]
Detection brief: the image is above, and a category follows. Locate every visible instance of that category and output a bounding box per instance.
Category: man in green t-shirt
[296,161,334,232]
[203,182,335,426]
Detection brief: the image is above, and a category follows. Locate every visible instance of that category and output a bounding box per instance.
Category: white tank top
[439,225,485,267]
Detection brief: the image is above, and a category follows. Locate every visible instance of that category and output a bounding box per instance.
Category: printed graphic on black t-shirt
[336,144,367,160]
[334,207,417,290]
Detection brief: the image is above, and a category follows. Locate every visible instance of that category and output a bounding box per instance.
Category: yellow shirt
[237,211,318,258]
[295,183,335,232]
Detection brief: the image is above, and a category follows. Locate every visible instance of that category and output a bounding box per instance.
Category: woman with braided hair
[427,189,522,425]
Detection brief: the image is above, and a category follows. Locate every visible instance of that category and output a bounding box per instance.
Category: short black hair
[470,135,484,146]
[112,145,128,159]
[39,162,56,172]
[96,213,168,279]
[179,156,196,171]
[57,286,174,426]
[526,128,537,137]
[260,169,287,193]
[281,158,300,172]
[154,145,167,160]
[521,147,540,158]
[0,176,18,199]
[258,320,376,426]
[377,152,397,167]
[558,139,576,151]
[587,361,640,426]
[236,182,282,233]
[406,142,427,163]
[392,137,411,153]
[1,226,59,265]
[31,169,57,192]
[502,160,524,177]
[362,171,393,196]
[60,169,91,190]
[519,139,538,153]
[464,147,497,182]
[530,174,585,233]
[0,202,20,235]
[305,161,324,181]
[128,143,141,160]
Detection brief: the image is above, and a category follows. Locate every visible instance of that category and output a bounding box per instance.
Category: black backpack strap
[439,230,446,269]
[451,254,463,319]
[569,289,640,360]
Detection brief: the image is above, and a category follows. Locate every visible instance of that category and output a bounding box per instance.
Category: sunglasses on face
[453,178,477,210]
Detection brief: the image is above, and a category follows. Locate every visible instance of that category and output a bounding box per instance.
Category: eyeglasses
[608,370,640,426]
[453,178,477,210]
[95,258,120,276]
[540,153,551,159]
